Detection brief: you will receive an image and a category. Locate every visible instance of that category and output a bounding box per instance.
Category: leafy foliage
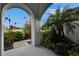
[4,32,14,51]
[41,7,79,56]
[4,30,30,51]
[41,30,79,56]
[45,7,79,38]
[14,31,24,42]
[23,23,31,39]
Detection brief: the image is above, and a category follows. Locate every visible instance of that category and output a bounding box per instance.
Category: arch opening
[2,4,34,51]
[40,3,79,56]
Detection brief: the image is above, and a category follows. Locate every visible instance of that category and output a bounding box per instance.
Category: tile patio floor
[3,44,57,56]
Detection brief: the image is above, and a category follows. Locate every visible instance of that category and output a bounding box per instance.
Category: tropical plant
[46,7,79,39]
[41,7,79,56]
[5,17,11,32]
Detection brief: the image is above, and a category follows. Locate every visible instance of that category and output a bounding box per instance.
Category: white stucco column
[0,4,1,56]
[31,18,41,46]
[0,21,1,56]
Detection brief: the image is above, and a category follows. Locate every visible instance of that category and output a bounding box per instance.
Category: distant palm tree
[14,22,17,25]
[5,17,11,26]
[23,22,31,39]
[46,7,79,38]
[5,17,11,32]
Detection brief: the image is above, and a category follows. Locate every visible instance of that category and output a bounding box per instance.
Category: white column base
[31,18,41,46]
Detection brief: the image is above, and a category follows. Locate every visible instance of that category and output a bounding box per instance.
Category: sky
[3,8,30,28]
[3,3,79,27]
[40,3,79,26]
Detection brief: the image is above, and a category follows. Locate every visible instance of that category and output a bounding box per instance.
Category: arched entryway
[3,7,32,50]
[1,3,34,55]
[40,3,79,56]
[1,3,52,56]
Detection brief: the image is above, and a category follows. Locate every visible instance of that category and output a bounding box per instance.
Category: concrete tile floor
[3,44,57,56]
[13,39,30,48]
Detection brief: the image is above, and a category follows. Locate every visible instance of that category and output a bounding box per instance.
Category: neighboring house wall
[64,7,79,44]
[64,26,79,44]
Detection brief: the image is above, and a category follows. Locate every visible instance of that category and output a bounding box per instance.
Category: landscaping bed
[41,30,79,56]
[4,30,31,51]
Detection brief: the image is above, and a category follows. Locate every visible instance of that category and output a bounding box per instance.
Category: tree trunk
[61,28,64,38]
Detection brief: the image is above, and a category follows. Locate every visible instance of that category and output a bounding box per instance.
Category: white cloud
[45,8,63,14]
[45,8,56,14]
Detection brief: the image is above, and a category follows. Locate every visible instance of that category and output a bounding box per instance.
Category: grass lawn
[40,29,50,32]
[4,29,24,33]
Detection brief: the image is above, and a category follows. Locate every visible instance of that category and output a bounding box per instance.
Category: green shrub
[23,24,31,39]
[24,32,30,39]
[68,49,79,56]
[41,30,57,50]
[41,29,79,56]
[14,31,24,42]
[4,32,14,51]
[54,42,70,55]
[4,30,30,50]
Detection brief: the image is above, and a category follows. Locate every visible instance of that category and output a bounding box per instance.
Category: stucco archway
[1,3,35,55]
[0,3,51,56]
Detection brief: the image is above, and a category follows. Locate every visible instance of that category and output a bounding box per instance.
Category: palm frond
[65,23,76,34]
[63,5,70,12]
